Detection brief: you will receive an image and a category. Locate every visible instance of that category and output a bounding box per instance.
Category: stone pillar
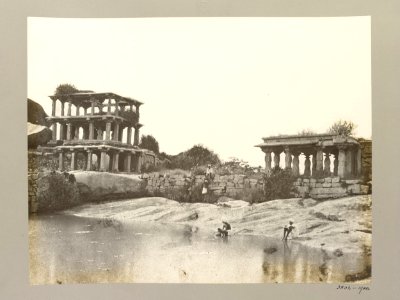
[136,105,140,119]
[96,128,102,140]
[74,126,79,140]
[337,146,347,178]
[99,150,107,172]
[76,105,80,116]
[105,122,112,140]
[134,126,140,146]
[292,152,300,176]
[284,147,292,169]
[89,122,94,140]
[263,149,272,174]
[113,123,120,141]
[61,101,65,116]
[127,126,132,145]
[315,147,324,176]
[304,155,311,177]
[312,153,317,176]
[113,152,120,172]
[66,123,72,140]
[356,147,362,177]
[59,123,65,141]
[333,154,339,176]
[107,99,112,114]
[115,100,119,116]
[323,152,331,176]
[67,100,72,116]
[51,99,56,116]
[70,151,77,171]
[125,153,132,172]
[91,100,95,115]
[346,148,353,177]
[58,152,64,171]
[52,123,58,141]
[273,151,280,168]
[86,151,93,171]
[136,153,142,172]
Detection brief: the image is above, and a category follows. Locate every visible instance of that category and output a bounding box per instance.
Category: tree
[169,144,221,170]
[54,83,79,96]
[139,135,160,154]
[327,120,357,136]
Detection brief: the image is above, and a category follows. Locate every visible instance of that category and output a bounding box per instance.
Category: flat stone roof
[49,92,143,107]
[256,134,360,148]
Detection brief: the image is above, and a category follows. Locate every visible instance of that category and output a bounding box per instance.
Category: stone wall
[28,172,39,213]
[358,138,372,183]
[144,172,263,198]
[294,177,370,199]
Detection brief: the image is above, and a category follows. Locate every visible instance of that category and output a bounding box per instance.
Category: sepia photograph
[27,16,371,284]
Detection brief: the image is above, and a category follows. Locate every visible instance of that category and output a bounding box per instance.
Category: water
[29,214,369,284]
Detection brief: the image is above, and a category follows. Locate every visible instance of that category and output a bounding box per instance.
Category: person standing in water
[282,221,295,240]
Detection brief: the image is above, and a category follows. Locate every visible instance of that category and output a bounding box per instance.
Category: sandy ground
[64,194,371,256]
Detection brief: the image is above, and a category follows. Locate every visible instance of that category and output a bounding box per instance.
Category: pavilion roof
[49,92,143,107]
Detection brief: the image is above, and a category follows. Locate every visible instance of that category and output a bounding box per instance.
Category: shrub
[263,167,296,200]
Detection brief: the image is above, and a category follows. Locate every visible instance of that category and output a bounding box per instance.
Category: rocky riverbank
[64,194,371,257]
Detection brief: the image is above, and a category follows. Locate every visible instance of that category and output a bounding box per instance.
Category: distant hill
[28,98,49,126]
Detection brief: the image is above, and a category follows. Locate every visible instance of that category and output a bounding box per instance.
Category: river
[29,213,369,284]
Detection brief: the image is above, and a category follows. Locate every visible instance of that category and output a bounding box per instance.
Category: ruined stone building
[256,134,372,198]
[39,91,156,172]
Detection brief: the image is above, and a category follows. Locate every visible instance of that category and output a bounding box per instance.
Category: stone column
[263,149,272,174]
[99,150,107,172]
[115,100,119,116]
[356,147,362,177]
[67,100,72,116]
[86,150,93,171]
[337,146,347,178]
[292,152,300,176]
[91,100,95,115]
[312,153,317,176]
[125,153,132,172]
[315,147,324,176]
[136,105,140,119]
[76,105,80,116]
[59,123,65,141]
[113,122,120,141]
[61,101,65,116]
[113,152,120,172]
[74,126,79,140]
[70,151,77,171]
[134,125,140,146]
[107,99,112,114]
[89,122,94,140]
[346,148,353,177]
[51,99,56,116]
[284,147,292,169]
[127,126,132,145]
[58,152,64,171]
[66,123,72,140]
[304,155,311,177]
[105,122,112,140]
[323,152,331,176]
[136,153,142,172]
[333,154,339,176]
[273,150,280,168]
[52,123,58,141]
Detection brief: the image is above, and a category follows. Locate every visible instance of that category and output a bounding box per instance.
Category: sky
[28,17,371,167]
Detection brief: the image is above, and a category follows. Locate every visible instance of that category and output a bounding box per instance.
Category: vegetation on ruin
[54,83,79,96]
[139,134,160,154]
[327,120,357,136]
[297,129,317,136]
[167,144,221,170]
[262,166,297,201]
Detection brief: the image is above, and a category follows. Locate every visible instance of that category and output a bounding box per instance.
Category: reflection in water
[29,214,370,284]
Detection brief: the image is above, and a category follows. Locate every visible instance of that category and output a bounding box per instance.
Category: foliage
[327,120,357,136]
[263,166,297,201]
[218,157,258,176]
[168,144,220,170]
[54,83,79,96]
[297,129,317,136]
[139,134,160,154]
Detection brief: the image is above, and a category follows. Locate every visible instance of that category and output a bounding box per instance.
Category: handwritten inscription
[337,284,370,294]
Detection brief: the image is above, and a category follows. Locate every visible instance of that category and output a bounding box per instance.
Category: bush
[263,167,296,201]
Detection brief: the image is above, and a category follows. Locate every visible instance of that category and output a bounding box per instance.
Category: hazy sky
[28,17,371,166]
